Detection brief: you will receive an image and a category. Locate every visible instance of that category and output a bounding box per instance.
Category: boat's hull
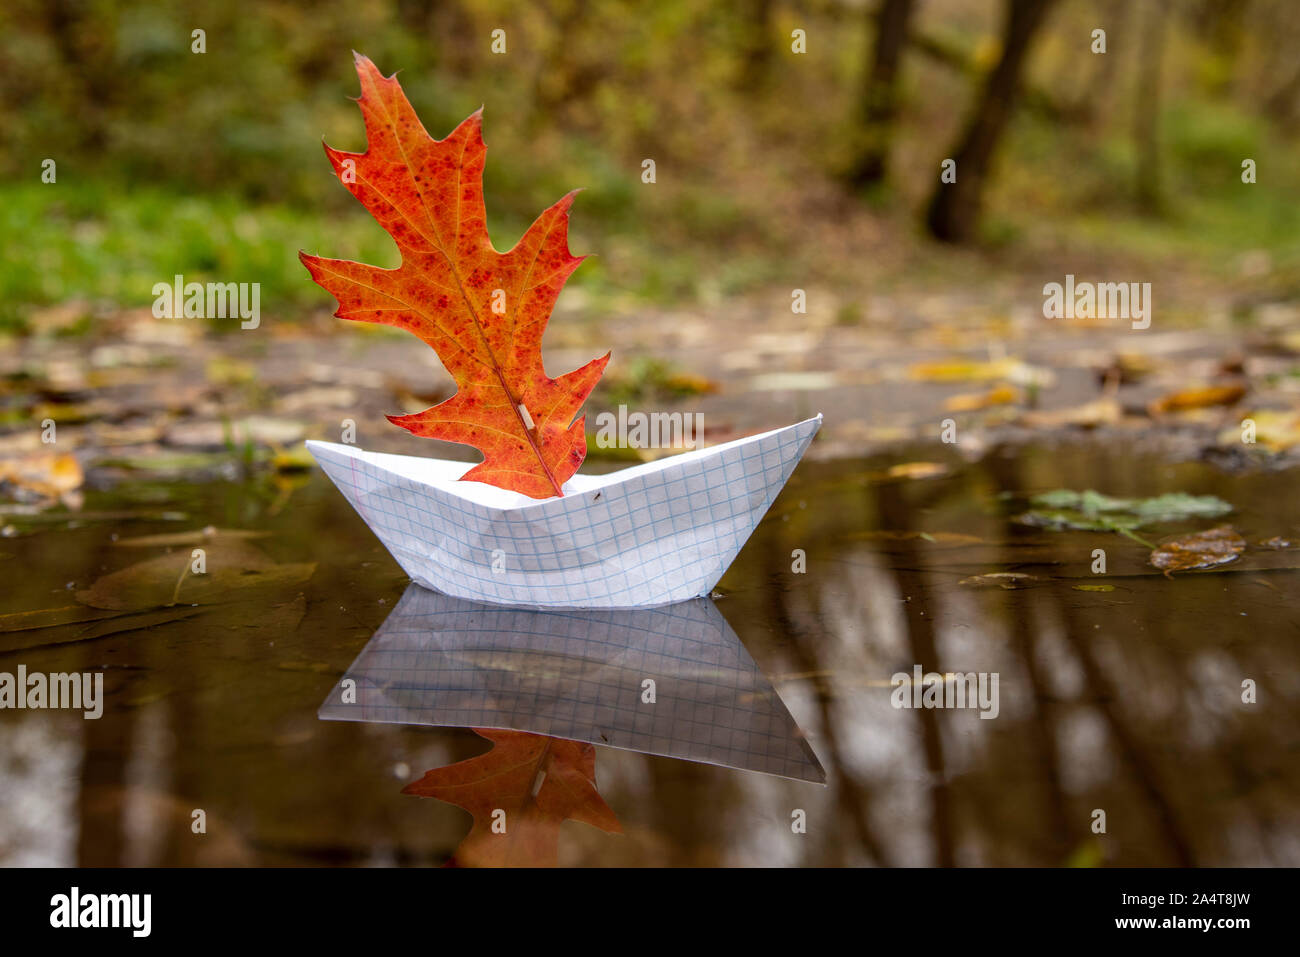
[306,415,820,608]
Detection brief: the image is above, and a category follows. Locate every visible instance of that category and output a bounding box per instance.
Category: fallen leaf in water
[76,540,315,611]
[403,729,620,867]
[959,572,1042,589]
[1017,489,1232,541]
[849,530,983,545]
[0,604,121,634]
[271,444,315,473]
[113,527,272,547]
[1149,525,1245,576]
[882,462,950,480]
[276,661,337,674]
[0,452,84,507]
[943,383,1019,412]
[1071,583,1115,592]
[1148,384,1246,416]
[1,606,202,655]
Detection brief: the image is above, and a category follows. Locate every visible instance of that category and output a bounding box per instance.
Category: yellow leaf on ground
[908,358,1020,382]
[1148,384,1246,416]
[943,383,1020,412]
[1019,397,1121,429]
[1220,409,1300,451]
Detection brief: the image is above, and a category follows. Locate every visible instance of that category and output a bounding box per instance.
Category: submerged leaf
[849,530,982,545]
[959,571,1043,589]
[76,540,315,611]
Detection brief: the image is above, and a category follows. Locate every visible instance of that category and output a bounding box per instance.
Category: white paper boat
[318,584,825,783]
[306,414,820,608]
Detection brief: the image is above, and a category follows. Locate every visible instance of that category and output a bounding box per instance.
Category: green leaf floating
[1015,489,1233,546]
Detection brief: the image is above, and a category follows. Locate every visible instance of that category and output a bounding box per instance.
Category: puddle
[1,440,1297,866]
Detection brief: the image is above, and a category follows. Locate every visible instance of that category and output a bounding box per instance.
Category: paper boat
[319,583,825,783]
[306,414,820,608]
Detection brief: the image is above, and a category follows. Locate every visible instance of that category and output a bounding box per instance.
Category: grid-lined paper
[307,415,820,608]
[319,583,825,783]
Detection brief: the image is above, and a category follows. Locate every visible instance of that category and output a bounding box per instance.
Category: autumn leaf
[1149,525,1245,576]
[880,461,950,480]
[1148,383,1246,417]
[300,54,609,499]
[403,729,621,867]
[0,452,84,508]
[943,383,1019,412]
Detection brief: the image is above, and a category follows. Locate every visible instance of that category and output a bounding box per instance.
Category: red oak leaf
[300,54,609,498]
[403,729,621,867]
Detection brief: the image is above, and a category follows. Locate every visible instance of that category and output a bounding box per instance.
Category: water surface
[2,440,1297,866]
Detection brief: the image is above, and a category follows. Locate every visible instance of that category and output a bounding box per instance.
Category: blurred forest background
[2,0,1298,334]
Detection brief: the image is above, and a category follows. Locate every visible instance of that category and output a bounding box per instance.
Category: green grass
[0,168,796,333]
[0,181,405,330]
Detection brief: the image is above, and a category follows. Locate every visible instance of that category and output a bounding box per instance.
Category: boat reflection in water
[319,583,824,783]
[319,584,822,865]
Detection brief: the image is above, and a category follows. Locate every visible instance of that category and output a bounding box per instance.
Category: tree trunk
[1134,0,1168,213]
[925,0,1058,243]
[737,0,776,92]
[846,0,916,188]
